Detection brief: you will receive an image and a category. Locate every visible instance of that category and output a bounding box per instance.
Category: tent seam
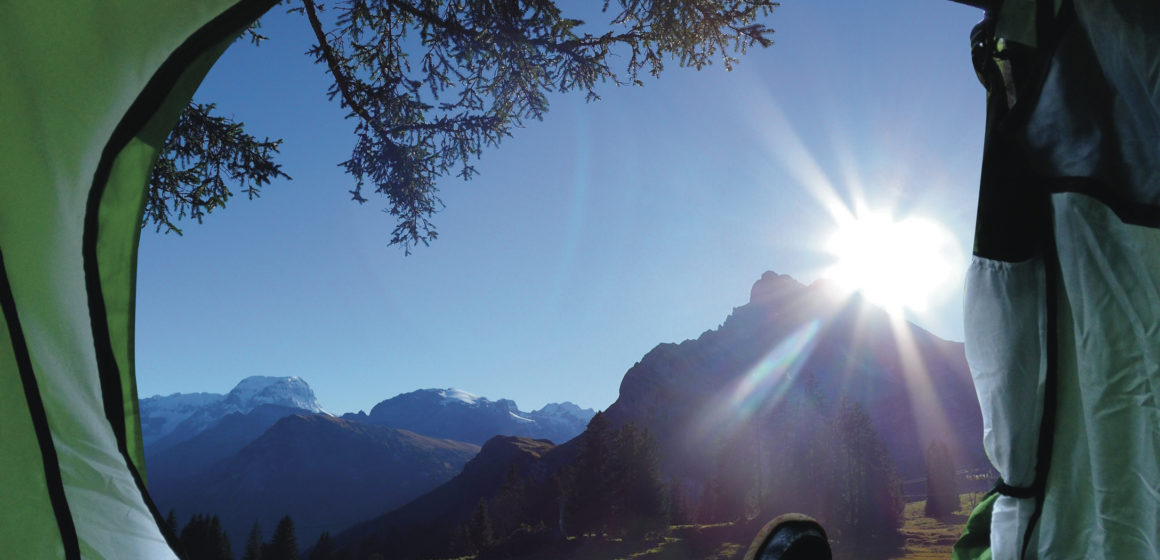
[0,247,82,560]
[79,0,279,555]
[1045,176,1160,229]
[1018,205,1060,560]
[1016,0,1075,552]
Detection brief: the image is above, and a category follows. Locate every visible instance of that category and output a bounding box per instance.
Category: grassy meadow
[453,493,980,560]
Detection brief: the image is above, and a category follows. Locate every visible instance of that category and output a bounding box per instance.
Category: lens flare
[695,320,822,442]
[731,319,822,414]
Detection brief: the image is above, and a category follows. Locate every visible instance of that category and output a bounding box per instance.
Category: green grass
[454,493,981,560]
[884,494,978,560]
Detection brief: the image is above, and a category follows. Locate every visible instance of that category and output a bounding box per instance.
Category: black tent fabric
[956,1,1160,558]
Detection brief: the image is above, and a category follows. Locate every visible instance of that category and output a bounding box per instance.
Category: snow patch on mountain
[139,392,225,446]
[437,388,481,406]
[365,388,596,445]
[530,402,592,423]
[141,376,327,448]
[224,376,327,414]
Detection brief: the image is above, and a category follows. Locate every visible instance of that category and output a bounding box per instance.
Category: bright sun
[824,212,961,313]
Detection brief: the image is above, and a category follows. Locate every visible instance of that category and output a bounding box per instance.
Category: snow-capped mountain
[353,388,595,445]
[142,378,589,555]
[526,401,593,432]
[218,375,326,413]
[436,387,482,406]
[139,392,224,448]
[140,376,326,450]
[332,272,986,559]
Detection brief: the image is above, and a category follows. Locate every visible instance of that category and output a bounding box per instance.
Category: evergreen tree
[467,498,495,553]
[212,516,233,560]
[179,514,206,560]
[166,509,180,537]
[267,516,299,560]
[551,471,570,536]
[608,423,669,540]
[242,522,263,560]
[832,400,903,545]
[180,514,233,560]
[668,481,692,525]
[711,426,760,522]
[356,535,380,560]
[489,464,521,541]
[755,397,837,525]
[924,439,960,518]
[147,1,776,251]
[565,411,612,538]
[308,531,334,560]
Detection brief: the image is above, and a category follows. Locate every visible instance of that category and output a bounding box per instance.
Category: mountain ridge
[357,388,595,445]
[151,413,480,557]
[329,270,986,558]
[141,375,326,452]
[144,378,592,555]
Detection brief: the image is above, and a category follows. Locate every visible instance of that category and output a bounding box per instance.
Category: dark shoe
[744,513,832,560]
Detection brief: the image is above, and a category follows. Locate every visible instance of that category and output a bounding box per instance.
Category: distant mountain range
[141,377,593,553]
[330,271,987,558]
[142,271,987,559]
[141,379,594,453]
[345,388,596,445]
[149,414,480,554]
[140,376,327,453]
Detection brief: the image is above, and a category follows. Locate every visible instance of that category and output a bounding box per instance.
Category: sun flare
[825,212,961,313]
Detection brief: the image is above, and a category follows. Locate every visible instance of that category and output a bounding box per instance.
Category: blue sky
[135,0,986,414]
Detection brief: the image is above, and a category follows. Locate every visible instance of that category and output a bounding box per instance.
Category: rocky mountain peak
[365,388,593,445]
[140,376,326,450]
[609,270,983,479]
[223,375,326,414]
[748,270,807,305]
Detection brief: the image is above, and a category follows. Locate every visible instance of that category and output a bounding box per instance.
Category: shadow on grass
[474,505,966,560]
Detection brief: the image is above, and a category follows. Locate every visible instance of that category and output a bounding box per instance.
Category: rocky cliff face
[330,272,987,559]
[604,271,983,480]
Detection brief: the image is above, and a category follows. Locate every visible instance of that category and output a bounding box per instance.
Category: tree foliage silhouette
[307,531,335,560]
[467,498,495,553]
[703,392,903,548]
[166,509,180,537]
[831,399,903,545]
[924,439,959,518]
[147,103,289,235]
[179,513,234,560]
[266,515,300,560]
[607,422,668,540]
[563,415,668,540]
[564,411,612,537]
[242,522,263,560]
[147,0,777,251]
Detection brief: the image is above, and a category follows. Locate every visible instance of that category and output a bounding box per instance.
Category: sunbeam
[694,319,823,443]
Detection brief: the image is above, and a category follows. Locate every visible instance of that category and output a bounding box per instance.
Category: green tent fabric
[0,1,273,557]
[959,0,1160,558]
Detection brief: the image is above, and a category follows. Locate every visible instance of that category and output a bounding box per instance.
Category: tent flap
[0,1,275,557]
[962,0,1160,558]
